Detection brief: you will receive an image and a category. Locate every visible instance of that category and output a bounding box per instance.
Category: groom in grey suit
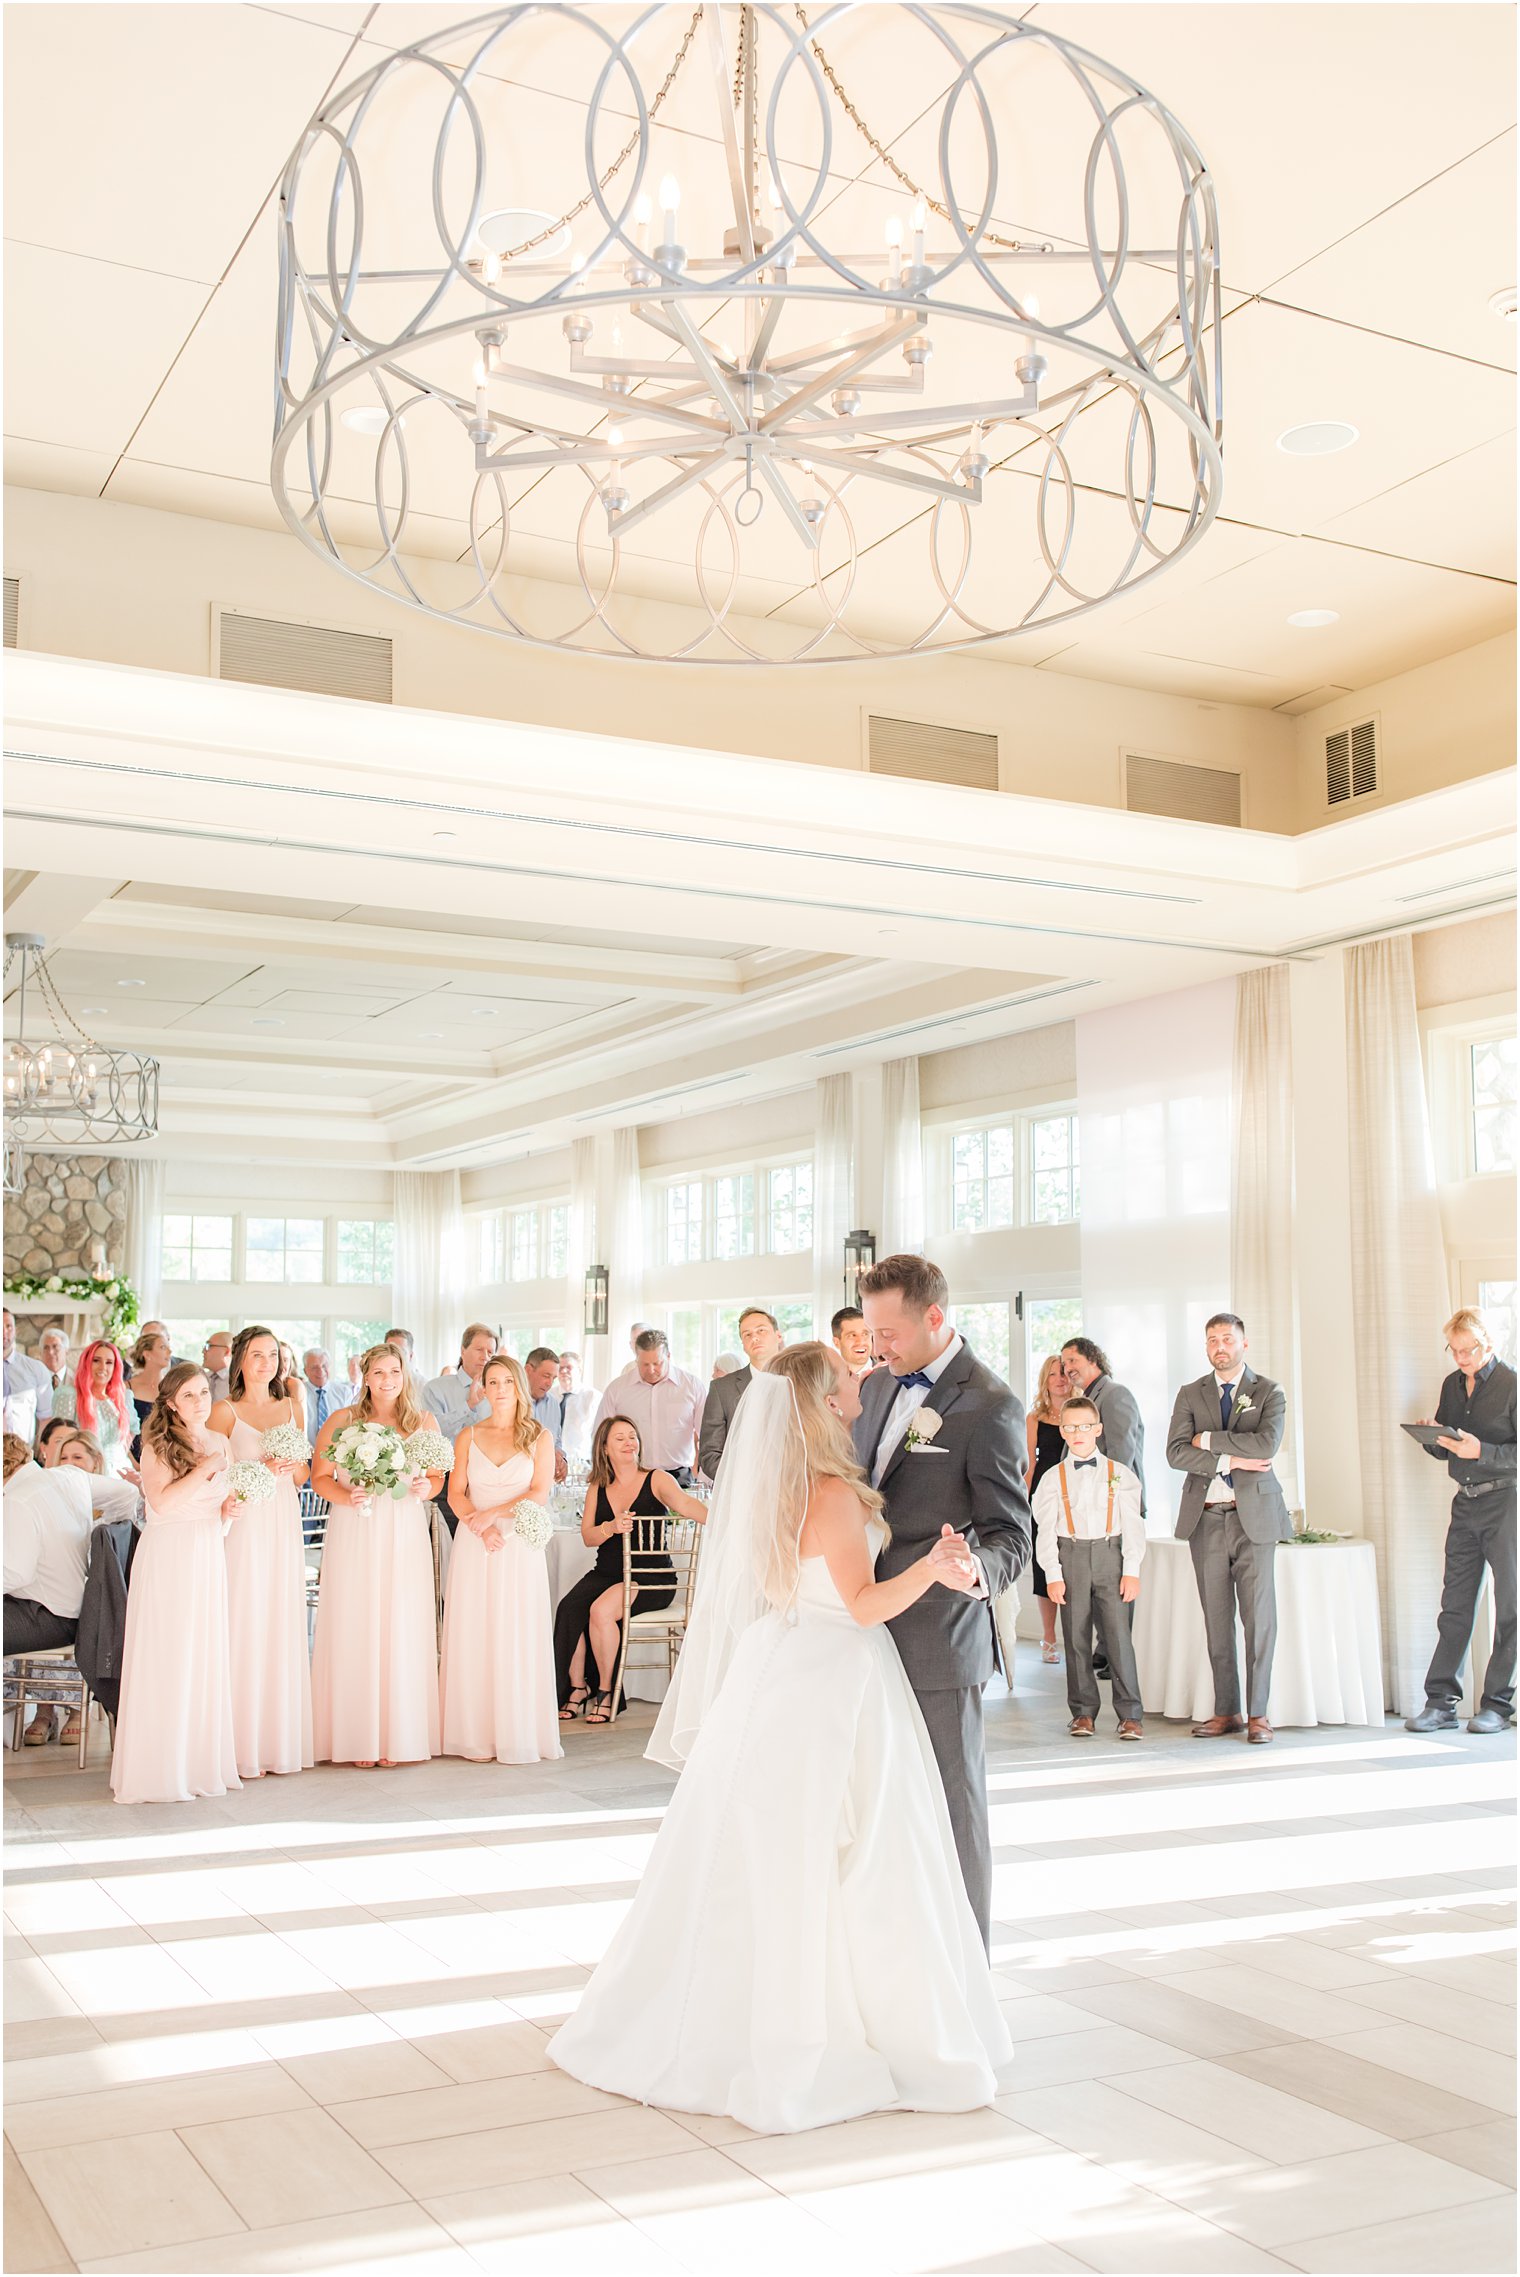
[854,1255,1031,1947]
[1167,1312,1293,1743]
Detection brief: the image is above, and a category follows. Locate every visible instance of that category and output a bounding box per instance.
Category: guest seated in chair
[2,1433,92,1747]
[554,1416,707,1725]
[1166,1312,1290,1745]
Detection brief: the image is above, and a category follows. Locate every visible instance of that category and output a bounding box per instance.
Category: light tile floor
[4,1661,1514,2276]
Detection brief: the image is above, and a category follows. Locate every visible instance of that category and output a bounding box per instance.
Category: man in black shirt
[1406,1308,1516,1735]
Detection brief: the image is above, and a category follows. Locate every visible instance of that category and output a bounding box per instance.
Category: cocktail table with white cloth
[545,1525,669,1703]
[1132,1536,1385,1727]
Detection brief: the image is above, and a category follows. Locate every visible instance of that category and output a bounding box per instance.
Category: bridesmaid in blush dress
[111,1365,242,1805]
[209,1325,314,1780]
[309,1343,446,1769]
[439,1353,561,1764]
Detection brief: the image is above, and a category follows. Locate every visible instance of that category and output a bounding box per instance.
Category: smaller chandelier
[3,935,160,1149]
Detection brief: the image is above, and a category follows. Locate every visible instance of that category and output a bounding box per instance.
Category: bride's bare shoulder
[803,1474,871,1538]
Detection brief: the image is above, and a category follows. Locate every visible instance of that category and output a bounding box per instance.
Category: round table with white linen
[545,1525,669,1703]
[1132,1535,1385,1727]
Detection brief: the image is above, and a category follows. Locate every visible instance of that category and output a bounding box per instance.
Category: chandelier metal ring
[273,2,1223,665]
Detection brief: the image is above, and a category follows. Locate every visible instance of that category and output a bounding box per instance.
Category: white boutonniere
[905,1408,946,1452]
[1231,1397,1254,1421]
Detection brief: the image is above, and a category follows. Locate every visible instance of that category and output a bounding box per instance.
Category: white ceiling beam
[2,870,128,943]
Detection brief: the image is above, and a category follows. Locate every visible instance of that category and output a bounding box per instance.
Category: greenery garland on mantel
[3,1270,140,1347]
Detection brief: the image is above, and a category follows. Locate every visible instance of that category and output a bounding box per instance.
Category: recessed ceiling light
[1276,421,1359,457]
[471,1007,500,1017]
[79,1006,107,1016]
[420,1030,444,1040]
[1489,286,1518,323]
[1287,608,1340,629]
[432,828,456,840]
[878,927,900,938]
[341,405,404,436]
[250,1017,285,1029]
[475,206,573,264]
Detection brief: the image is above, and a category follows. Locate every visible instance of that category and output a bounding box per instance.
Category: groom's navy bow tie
[894,1369,934,1390]
[1073,1457,1099,1469]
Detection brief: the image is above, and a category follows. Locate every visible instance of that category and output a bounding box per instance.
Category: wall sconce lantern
[583,1263,610,1338]
[843,1229,877,1303]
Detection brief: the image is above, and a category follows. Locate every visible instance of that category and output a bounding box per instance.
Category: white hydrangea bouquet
[226,1461,277,1505]
[512,1499,554,1549]
[261,1422,312,1467]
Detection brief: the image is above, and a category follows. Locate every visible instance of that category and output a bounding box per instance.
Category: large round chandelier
[3,936,160,1153]
[273,4,1222,666]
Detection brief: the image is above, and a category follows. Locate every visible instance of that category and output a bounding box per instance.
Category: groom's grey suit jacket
[854,1344,1031,1691]
[1167,1366,1293,1544]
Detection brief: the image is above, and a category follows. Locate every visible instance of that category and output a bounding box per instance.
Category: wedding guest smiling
[831,1305,875,1377]
[52,1341,137,1479]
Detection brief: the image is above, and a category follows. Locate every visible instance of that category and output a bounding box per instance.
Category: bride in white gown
[549,1343,1011,2135]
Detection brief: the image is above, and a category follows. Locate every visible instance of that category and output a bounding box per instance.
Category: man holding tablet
[1405,1308,1516,1735]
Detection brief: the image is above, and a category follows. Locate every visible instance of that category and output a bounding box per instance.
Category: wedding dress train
[549,1522,1010,2133]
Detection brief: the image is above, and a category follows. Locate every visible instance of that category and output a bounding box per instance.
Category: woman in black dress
[126,1330,172,1464]
[1027,1354,1073,1665]
[554,1415,708,1724]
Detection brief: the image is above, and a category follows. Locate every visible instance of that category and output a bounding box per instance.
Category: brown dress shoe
[1116,1720,1143,1741]
[1069,1715,1095,1737]
[1247,1717,1274,1744]
[1192,1714,1245,1737]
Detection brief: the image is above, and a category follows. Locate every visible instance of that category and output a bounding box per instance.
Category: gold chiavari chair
[608,1516,703,1723]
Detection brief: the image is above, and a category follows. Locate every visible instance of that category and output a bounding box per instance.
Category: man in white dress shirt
[556,1352,599,1465]
[4,1436,92,1655]
[1033,1399,1145,1739]
[593,1329,705,1486]
[3,1311,55,1441]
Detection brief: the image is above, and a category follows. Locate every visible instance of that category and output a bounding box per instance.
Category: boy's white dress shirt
[1033,1455,1146,1587]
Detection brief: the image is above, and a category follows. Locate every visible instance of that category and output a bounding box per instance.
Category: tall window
[955,1301,1011,1382]
[160,1214,233,1282]
[665,1306,703,1373]
[542,1202,569,1279]
[259,1316,324,1365]
[712,1173,755,1261]
[767,1162,813,1254]
[952,1123,1015,1232]
[665,1181,704,1265]
[474,1201,571,1282]
[775,1299,814,1343]
[509,1207,539,1280]
[1472,1036,1517,1175]
[1030,1113,1080,1225]
[337,1219,395,1283]
[246,1217,325,1283]
[1480,1279,1518,1368]
[476,1212,505,1281]
[335,1316,389,1372]
[1025,1295,1085,1405]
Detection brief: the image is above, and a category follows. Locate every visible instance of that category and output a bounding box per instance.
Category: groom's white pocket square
[908,1445,949,1455]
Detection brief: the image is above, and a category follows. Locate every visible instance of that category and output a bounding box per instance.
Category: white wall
[5,485,1302,827]
[1294,633,1516,829]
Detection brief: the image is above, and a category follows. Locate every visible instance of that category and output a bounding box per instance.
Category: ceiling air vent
[3,575,18,650]
[1326,717,1379,807]
[1124,752,1241,827]
[867,714,998,792]
[215,607,393,703]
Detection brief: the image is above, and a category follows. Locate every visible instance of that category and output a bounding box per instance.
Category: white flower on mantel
[44,1276,62,1293]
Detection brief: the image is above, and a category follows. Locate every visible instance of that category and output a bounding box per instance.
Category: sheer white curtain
[604,1126,645,1364]
[1076,980,1234,1522]
[813,1074,854,1338]
[567,1135,602,1389]
[1231,966,1300,1508]
[392,1170,467,1383]
[121,1158,164,1321]
[1346,935,1452,1713]
[880,1057,924,1256]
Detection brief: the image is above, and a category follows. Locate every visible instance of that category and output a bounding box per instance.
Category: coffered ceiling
[2,2,1514,704]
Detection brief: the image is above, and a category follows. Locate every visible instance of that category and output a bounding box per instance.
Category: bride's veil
[645,1368,804,1771]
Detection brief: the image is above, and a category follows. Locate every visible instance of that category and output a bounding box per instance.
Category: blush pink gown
[223,1409,314,1777]
[111,1445,240,1805]
[311,1477,439,1765]
[439,1443,562,1765]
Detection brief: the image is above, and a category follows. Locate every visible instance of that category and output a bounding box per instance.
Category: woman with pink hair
[50,1340,138,1480]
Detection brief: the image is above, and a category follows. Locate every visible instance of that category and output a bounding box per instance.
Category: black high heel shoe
[558,1684,591,1722]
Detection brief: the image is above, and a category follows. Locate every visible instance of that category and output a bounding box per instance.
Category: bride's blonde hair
[764,1344,885,1607]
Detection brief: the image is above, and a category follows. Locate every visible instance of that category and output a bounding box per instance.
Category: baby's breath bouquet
[512,1500,554,1549]
[405,1427,454,1478]
[328,1421,419,1500]
[261,1422,312,1467]
[227,1460,277,1505]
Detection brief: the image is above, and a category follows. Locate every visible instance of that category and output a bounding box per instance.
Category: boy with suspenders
[1033,1397,1147,1738]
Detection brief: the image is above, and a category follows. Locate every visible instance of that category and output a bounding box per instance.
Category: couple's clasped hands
[925,1522,980,1593]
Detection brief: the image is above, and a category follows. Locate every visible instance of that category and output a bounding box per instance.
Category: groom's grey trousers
[914,1686,992,1941]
